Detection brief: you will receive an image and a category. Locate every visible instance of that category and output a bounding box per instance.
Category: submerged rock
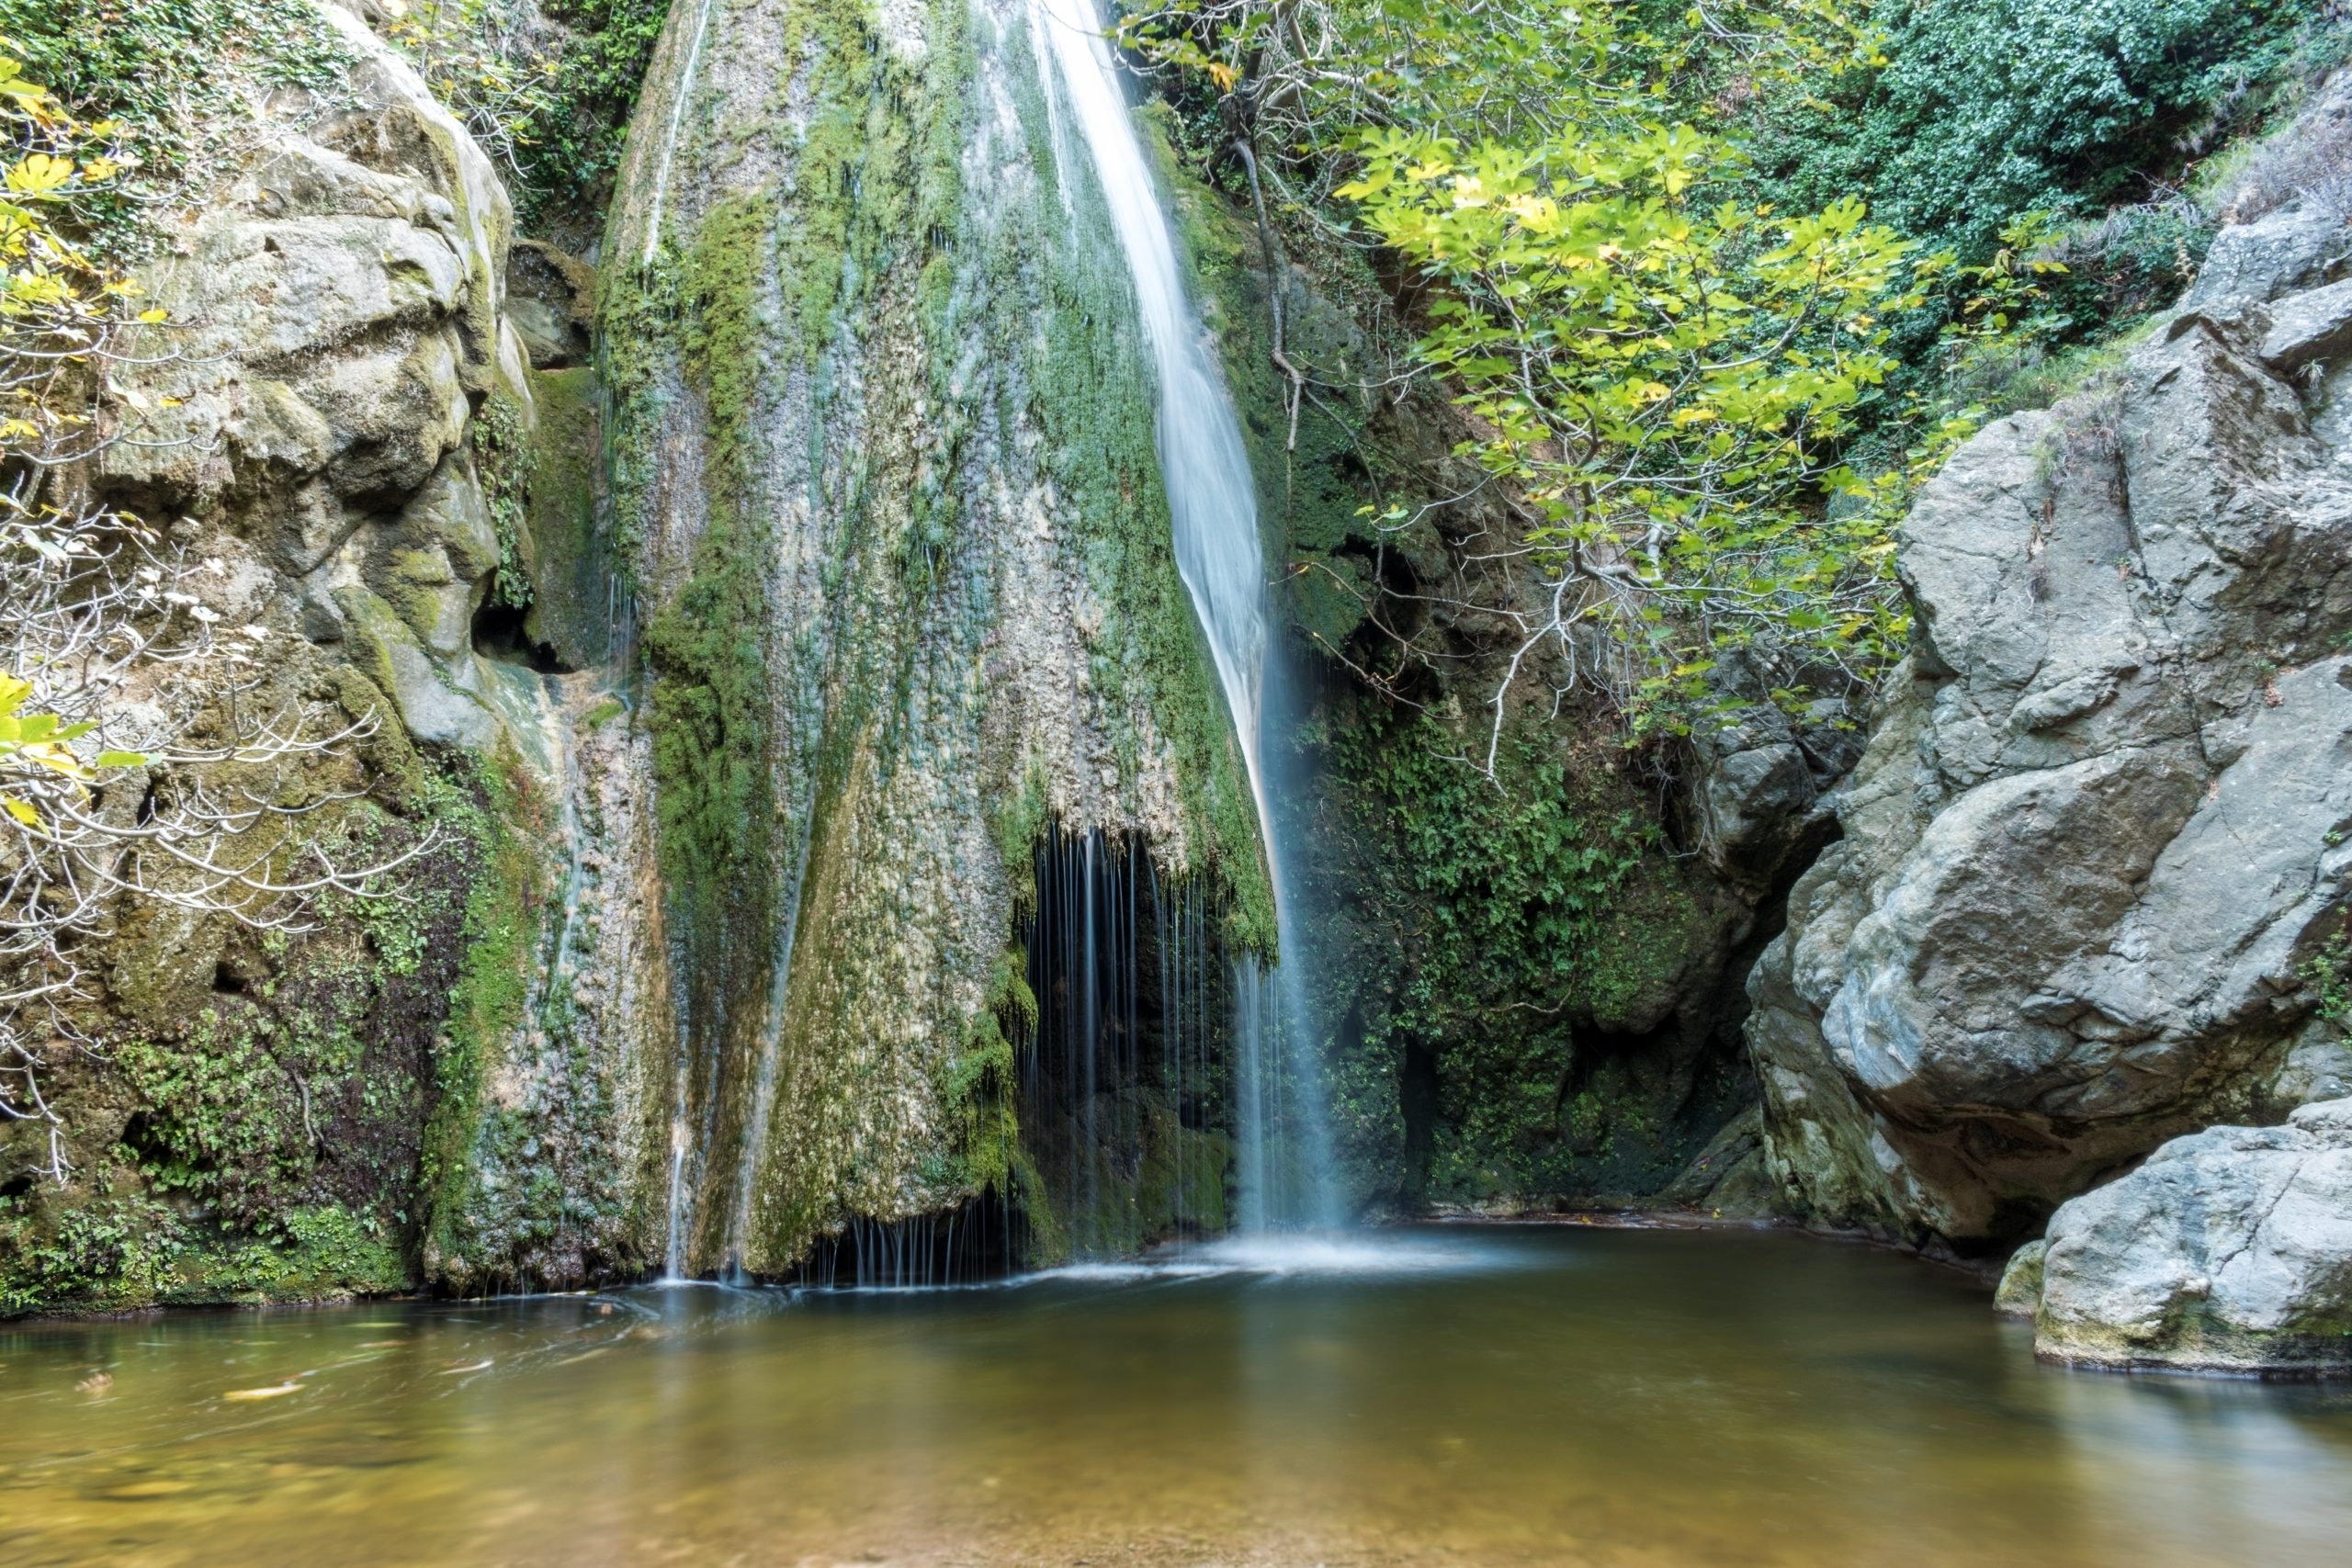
[2018,1100,2352,1375]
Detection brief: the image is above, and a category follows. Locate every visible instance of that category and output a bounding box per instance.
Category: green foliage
[517,0,672,230]
[2302,921,2352,1030]
[0,1193,186,1313]
[1343,121,1926,733]
[114,998,359,1224]
[382,0,557,183]
[1317,704,1724,1199]
[1751,0,2320,270]
[1329,708,1657,1045]
[1,1194,406,1314]
[381,0,670,230]
[1132,2,1939,736]
[471,389,537,611]
[0,0,356,257]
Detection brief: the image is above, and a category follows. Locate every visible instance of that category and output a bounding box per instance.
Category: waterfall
[1034,0,1341,1232]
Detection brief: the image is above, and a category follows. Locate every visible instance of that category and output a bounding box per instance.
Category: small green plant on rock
[2301,919,2352,1030]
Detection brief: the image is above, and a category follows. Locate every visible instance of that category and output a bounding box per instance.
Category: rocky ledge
[1749,212,2352,1250]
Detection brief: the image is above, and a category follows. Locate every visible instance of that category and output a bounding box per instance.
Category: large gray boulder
[1750,209,2352,1244]
[2009,1099,2352,1375]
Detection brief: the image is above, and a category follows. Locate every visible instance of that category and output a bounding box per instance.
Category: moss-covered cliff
[595,0,1275,1275]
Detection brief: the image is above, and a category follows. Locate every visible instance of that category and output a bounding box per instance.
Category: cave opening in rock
[470,600,572,674]
[1015,823,1233,1259]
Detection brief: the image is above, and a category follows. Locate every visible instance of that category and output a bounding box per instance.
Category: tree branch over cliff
[0,46,425,1187]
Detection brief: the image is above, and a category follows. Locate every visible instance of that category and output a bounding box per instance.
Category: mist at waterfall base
[1035,0,1344,1242]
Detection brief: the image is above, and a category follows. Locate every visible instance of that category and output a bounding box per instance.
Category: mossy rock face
[1294,705,1752,1212]
[520,367,609,670]
[1,664,488,1315]
[595,0,1272,1275]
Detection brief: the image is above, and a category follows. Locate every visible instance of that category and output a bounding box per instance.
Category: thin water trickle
[479,664,612,1059]
[1035,0,1341,1232]
[722,812,818,1278]
[639,0,716,266]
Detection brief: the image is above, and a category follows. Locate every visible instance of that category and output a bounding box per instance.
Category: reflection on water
[5,1227,2349,1566]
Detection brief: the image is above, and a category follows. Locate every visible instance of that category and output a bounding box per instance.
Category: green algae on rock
[597,0,1274,1276]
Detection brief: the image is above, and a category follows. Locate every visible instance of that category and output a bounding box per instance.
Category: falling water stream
[638,0,715,266]
[1035,0,1342,1233]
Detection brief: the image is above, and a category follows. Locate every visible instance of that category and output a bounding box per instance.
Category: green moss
[0,1195,406,1315]
[1311,705,1735,1204]
[639,188,786,934]
[937,947,1035,1198]
[417,761,547,1271]
[515,366,609,668]
[0,744,506,1316]
[593,243,680,580]
[471,389,537,612]
[1012,88,1275,953]
[604,2,1306,1272]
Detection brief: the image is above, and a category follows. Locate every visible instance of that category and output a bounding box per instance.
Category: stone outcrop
[101,2,531,751]
[2006,1098,2352,1374]
[1,3,678,1309]
[594,0,1268,1274]
[1748,205,2352,1247]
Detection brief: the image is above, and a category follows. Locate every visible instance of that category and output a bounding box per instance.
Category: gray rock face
[1751,220,2352,1244]
[2015,1100,2352,1374]
[2182,200,2349,312]
[1689,657,1860,893]
[506,239,596,368]
[99,4,526,750]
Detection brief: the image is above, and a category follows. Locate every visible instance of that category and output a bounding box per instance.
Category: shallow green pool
[5,1225,2349,1565]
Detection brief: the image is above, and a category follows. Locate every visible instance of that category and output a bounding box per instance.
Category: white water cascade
[1035,0,1342,1232]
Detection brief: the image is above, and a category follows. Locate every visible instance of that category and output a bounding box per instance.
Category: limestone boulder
[2016,1100,2352,1375]
[96,2,523,750]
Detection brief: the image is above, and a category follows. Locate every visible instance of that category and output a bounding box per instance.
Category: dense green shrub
[390,0,672,231]
[518,0,670,227]
[1753,0,2316,268]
